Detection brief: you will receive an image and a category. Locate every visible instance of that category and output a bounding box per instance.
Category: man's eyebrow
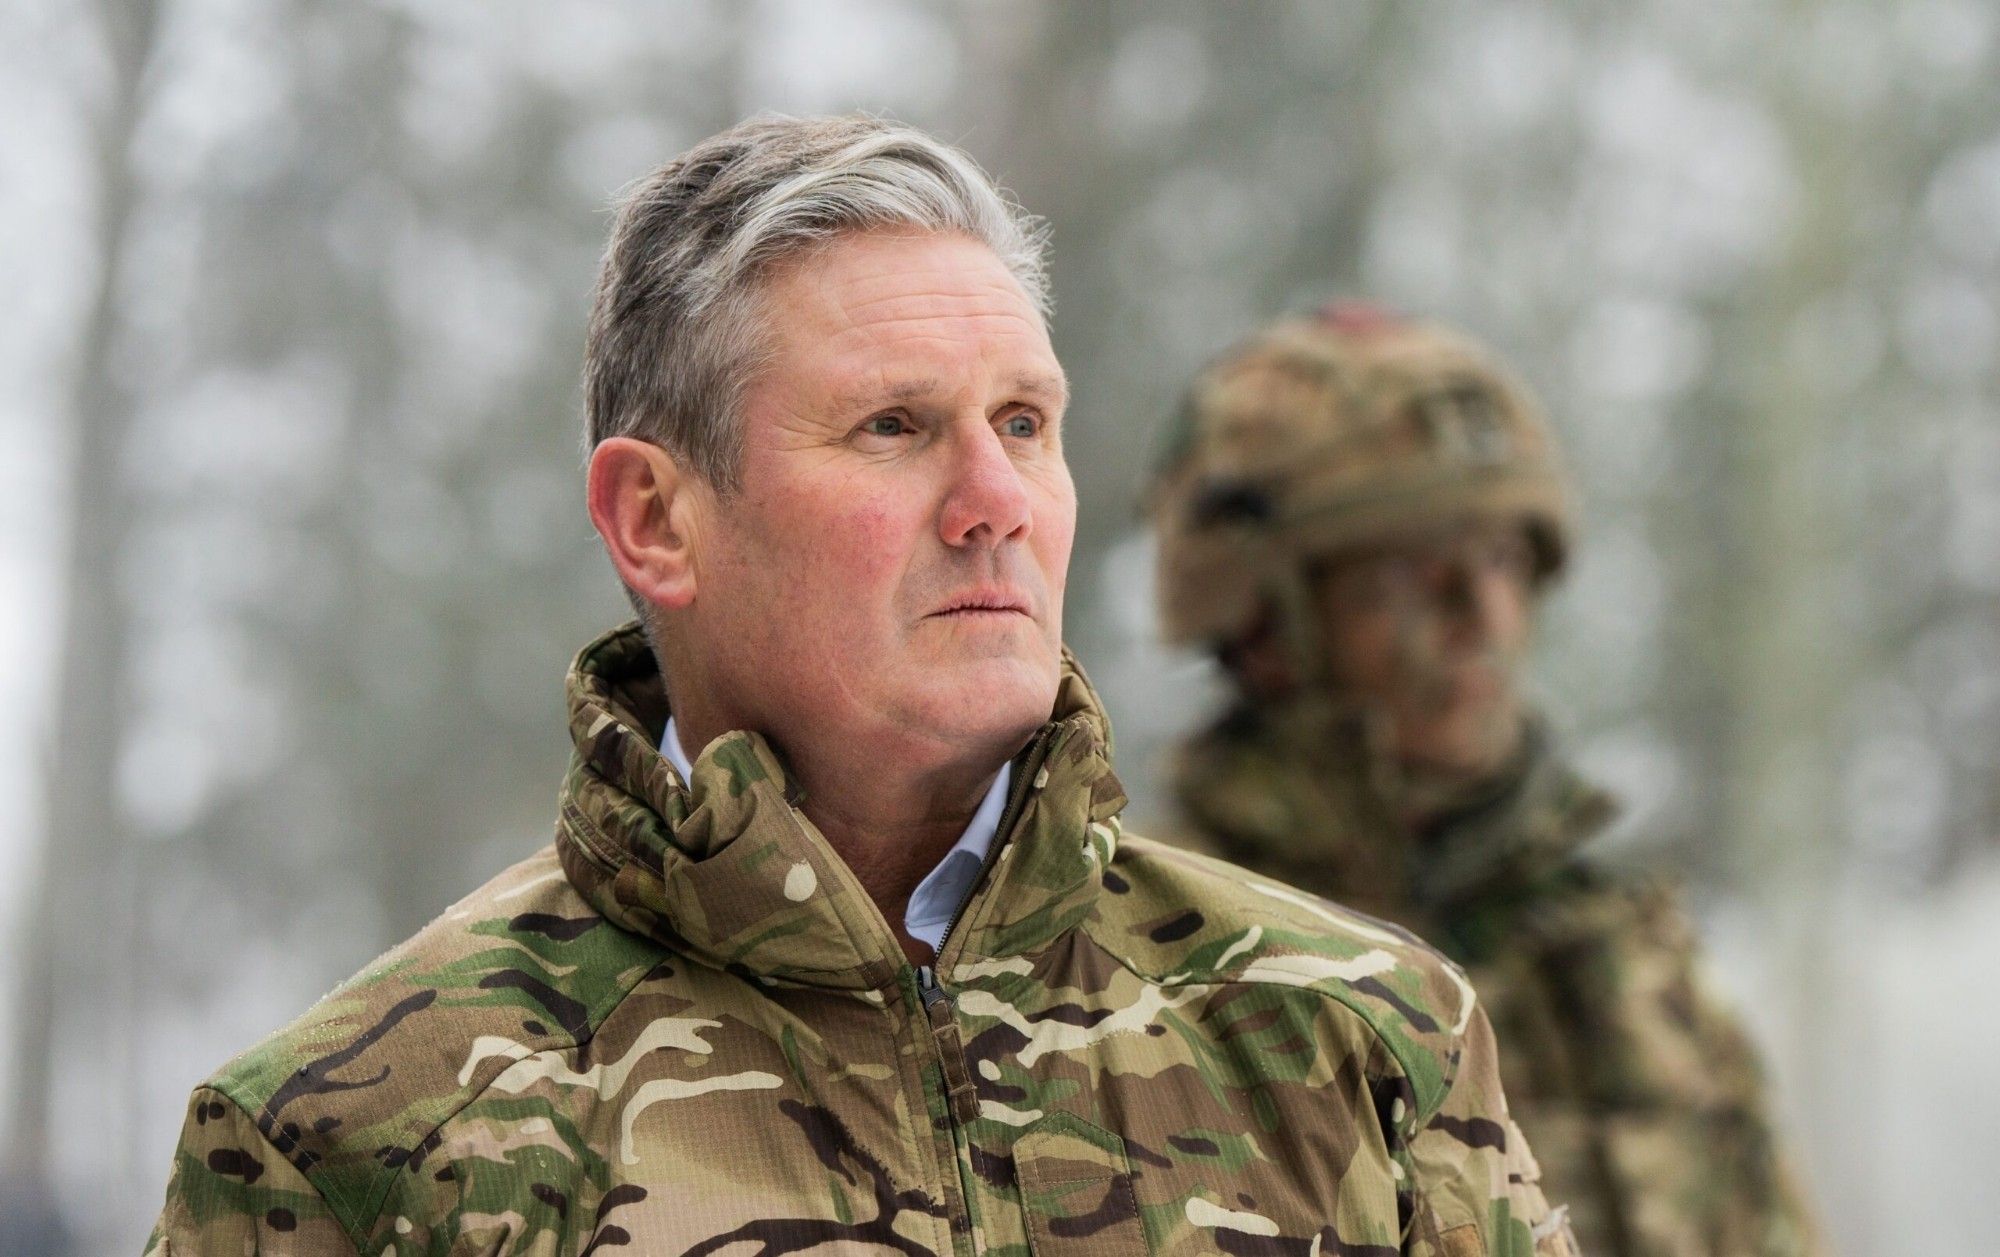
[833,378,942,410]
[833,372,1071,410]
[1012,371,1070,408]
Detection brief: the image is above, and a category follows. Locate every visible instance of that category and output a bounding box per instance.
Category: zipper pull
[917,967,980,1124]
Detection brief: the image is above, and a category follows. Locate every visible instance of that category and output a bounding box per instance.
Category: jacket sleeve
[1522,875,1827,1256]
[1401,1003,1580,1257]
[147,1085,361,1256]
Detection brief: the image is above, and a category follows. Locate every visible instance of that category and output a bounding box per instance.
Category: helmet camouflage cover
[1152,303,1574,650]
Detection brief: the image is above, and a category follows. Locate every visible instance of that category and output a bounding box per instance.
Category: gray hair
[583,113,1051,490]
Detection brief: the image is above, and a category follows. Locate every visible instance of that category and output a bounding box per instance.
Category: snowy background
[3,1,1998,1251]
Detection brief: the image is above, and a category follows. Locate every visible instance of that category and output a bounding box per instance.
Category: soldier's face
[683,228,1074,771]
[1314,519,1535,780]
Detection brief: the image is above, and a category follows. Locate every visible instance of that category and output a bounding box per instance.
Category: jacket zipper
[907,724,1064,1247]
[935,723,1062,957]
[911,722,1061,1113]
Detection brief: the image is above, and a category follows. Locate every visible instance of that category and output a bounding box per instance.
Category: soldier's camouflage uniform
[150,621,1576,1256]
[1151,308,1825,1257]
[1172,710,1823,1257]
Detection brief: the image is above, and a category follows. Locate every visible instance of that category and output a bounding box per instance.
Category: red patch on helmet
[1315,301,1407,337]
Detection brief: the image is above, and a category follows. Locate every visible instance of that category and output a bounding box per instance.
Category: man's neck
[1390,726,1534,833]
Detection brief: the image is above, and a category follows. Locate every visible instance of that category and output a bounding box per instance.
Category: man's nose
[1443,559,1515,642]
[939,422,1033,547]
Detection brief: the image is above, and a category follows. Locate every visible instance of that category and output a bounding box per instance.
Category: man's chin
[1397,703,1524,780]
[907,656,1059,748]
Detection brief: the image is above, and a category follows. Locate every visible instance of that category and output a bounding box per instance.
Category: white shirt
[661,717,1010,953]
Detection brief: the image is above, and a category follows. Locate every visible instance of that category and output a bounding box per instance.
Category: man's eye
[1001,413,1039,438]
[862,414,909,437]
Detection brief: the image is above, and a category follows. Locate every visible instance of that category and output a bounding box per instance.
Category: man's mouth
[929,588,1032,618]
[1447,666,1500,701]
[1410,656,1506,707]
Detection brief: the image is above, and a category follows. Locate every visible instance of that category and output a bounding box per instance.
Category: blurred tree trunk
[1,0,161,1244]
[1716,14,1867,1239]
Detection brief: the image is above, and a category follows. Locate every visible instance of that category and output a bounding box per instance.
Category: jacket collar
[553,622,1127,992]
[1176,698,1616,917]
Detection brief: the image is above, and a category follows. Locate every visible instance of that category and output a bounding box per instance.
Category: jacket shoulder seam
[356,942,666,1237]
[194,1083,365,1253]
[210,931,669,1249]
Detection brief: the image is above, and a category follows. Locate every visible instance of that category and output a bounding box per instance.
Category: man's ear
[586,437,706,611]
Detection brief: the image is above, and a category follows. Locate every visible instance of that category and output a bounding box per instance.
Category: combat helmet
[1151,303,1574,670]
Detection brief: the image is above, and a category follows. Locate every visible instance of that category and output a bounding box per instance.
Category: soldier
[148,119,1574,1254]
[1151,303,1825,1256]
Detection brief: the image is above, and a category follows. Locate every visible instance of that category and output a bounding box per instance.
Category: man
[1151,304,1824,1256]
[150,118,1571,1255]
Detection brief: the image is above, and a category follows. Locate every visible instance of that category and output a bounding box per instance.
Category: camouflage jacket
[1174,704,1825,1257]
[149,622,1573,1256]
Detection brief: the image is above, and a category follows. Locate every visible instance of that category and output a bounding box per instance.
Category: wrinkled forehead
[758,229,1049,336]
[750,229,1063,402]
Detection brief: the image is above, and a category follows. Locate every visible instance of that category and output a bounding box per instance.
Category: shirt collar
[904,764,1010,950]
[663,716,1009,953]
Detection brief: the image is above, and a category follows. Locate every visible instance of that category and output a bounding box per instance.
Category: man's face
[683,228,1074,769]
[1313,518,1537,781]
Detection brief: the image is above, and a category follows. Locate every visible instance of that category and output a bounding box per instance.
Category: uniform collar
[659,714,1010,954]
[554,622,1127,991]
[1177,698,1616,914]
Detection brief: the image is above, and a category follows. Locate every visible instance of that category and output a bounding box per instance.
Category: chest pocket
[1013,1113,1150,1257]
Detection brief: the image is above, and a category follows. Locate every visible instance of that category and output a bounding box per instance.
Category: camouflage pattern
[1150,305,1572,661]
[1172,703,1826,1257]
[150,621,1575,1256]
